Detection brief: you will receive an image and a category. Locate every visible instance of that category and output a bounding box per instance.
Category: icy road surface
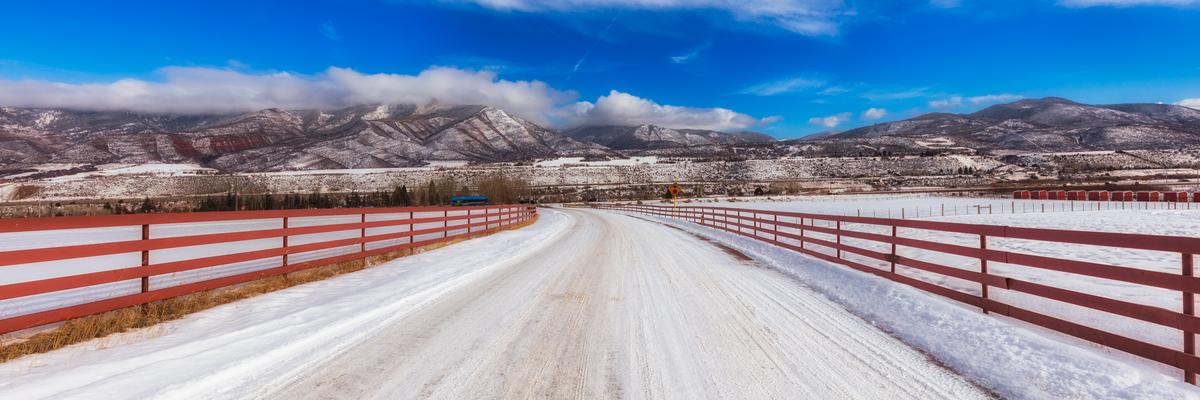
[0,208,987,399]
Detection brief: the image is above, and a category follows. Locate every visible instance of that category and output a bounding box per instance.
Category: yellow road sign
[668,184,682,197]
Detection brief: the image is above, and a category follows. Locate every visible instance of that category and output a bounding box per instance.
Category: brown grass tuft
[0,215,537,362]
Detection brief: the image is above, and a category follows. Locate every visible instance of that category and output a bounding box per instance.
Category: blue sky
[1,0,1198,138]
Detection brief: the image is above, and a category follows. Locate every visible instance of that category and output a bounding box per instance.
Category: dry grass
[0,215,537,362]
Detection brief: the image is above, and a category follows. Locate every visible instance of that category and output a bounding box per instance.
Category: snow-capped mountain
[0,104,612,171]
[563,124,775,150]
[822,97,1200,152]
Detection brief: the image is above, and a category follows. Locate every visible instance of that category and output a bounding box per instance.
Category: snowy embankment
[0,210,570,399]
[683,194,1193,219]
[0,210,481,320]
[699,196,1200,356]
[638,209,1200,399]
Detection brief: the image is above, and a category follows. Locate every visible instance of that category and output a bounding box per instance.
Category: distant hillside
[0,104,612,172]
[563,124,775,150]
[821,97,1200,153]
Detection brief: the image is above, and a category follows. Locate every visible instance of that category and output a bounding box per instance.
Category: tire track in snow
[269,208,990,399]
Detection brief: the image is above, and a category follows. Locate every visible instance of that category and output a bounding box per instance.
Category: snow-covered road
[0,208,988,399]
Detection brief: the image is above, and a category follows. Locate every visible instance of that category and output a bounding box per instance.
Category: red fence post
[773,214,778,242]
[360,213,367,253]
[282,216,289,267]
[890,225,897,274]
[443,210,448,238]
[836,220,842,259]
[800,218,806,250]
[980,234,989,314]
[1186,252,1197,384]
[467,208,473,234]
[140,224,150,293]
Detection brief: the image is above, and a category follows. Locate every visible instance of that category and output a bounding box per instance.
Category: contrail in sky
[568,12,620,80]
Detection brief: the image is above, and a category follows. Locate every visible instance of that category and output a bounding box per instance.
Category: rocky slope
[0,104,612,172]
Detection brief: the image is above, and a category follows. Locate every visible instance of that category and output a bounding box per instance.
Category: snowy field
[2,204,1200,398]
[645,212,1200,399]
[634,195,1200,383]
[677,193,1196,219]
[0,209,994,399]
[0,209,484,322]
[533,156,659,167]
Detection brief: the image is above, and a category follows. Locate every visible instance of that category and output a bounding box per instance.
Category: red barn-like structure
[1137,191,1161,202]
[1067,190,1087,201]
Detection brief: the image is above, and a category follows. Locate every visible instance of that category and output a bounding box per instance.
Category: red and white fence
[0,205,537,335]
[588,202,1200,383]
[1013,189,1200,203]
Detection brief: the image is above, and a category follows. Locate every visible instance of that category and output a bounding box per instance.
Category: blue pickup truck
[449,195,489,206]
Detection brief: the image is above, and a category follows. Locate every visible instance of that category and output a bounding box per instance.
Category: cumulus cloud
[861,107,887,120]
[1179,98,1200,109]
[563,90,773,130]
[458,0,848,35]
[808,112,851,128]
[1059,0,1198,7]
[738,77,826,96]
[0,66,774,130]
[0,66,573,124]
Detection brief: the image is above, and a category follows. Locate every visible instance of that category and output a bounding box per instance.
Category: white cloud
[738,77,826,96]
[670,42,711,64]
[861,107,887,120]
[563,90,773,130]
[808,112,852,128]
[0,66,773,130]
[863,87,930,101]
[929,96,963,109]
[968,93,1021,105]
[0,66,572,124]
[929,93,1020,109]
[1059,0,1198,7]
[458,0,849,35]
[1179,98,1200,109]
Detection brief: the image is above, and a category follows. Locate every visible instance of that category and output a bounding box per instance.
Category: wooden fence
[588,203,1200,383]
[0,205,537,335]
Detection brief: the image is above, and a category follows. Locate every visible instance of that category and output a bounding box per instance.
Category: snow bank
[534,156,659,167]
[690,194,1189,219]
[0,210,570,399]
[641,213,1200,399]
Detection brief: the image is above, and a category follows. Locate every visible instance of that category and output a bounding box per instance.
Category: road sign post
[668,184,682,219]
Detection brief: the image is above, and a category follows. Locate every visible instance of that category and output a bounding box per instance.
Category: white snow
[0,210,571,399]
[0,210,477,320]
[638,210,1200,399]
[684,193,1193,218]
[45,163,217,182]
[0,209,990,399]
[534,156,659,167]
